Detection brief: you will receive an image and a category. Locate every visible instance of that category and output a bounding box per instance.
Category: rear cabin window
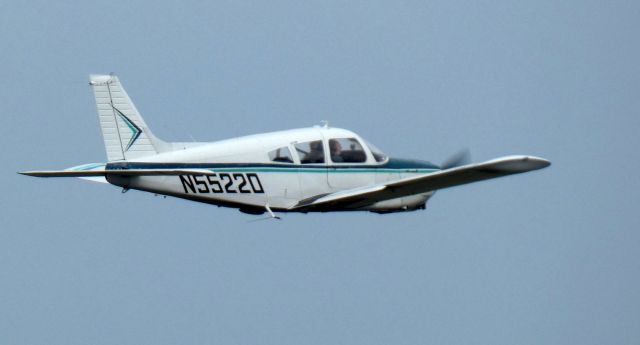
[268,146,294,163]
[295,140,325,164]
[329,138,367,163]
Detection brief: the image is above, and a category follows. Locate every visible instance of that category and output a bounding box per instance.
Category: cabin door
[293,137,329,200]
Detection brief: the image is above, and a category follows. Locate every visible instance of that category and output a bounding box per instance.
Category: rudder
[89,74,166,161]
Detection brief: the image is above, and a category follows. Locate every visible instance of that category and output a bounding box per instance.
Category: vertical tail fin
[89,74,167,161]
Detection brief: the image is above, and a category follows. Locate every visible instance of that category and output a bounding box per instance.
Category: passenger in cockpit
[330,140,343,162]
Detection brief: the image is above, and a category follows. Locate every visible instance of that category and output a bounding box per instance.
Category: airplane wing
[291,155,550,211]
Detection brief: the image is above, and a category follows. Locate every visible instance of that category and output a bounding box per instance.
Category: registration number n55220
[179,173,264,194]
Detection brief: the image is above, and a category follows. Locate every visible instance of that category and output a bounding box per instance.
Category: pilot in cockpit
[305,140,325,163]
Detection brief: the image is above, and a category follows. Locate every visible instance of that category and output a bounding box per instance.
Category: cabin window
[295,140,325,164]
[329,138,367,163]
[268,146,294,163]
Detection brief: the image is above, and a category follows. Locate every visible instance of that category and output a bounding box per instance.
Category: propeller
[441,149,471,170]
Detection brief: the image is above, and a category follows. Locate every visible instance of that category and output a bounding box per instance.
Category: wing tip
[488,155,551,172]
[524,155,551,170]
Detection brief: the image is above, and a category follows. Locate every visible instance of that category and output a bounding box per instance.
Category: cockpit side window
[329,138,366,163]
[295,140,325,164]
[268,146,294,163]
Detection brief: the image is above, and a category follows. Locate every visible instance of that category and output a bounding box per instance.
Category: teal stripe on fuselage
[106,158,441,174]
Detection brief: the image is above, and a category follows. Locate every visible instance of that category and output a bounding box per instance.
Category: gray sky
[1,1,639,344]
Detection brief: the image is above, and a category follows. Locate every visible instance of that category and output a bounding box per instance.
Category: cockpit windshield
[364,140,388,163]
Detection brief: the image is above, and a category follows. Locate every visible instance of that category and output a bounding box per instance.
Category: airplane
[20,74,550,218]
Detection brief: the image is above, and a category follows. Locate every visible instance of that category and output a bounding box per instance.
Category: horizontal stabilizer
[19,168,214,177]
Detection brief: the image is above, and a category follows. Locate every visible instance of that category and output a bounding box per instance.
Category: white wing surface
[292,155,550,211]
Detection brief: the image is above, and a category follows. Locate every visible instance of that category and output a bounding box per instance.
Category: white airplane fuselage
[105,126,438,214]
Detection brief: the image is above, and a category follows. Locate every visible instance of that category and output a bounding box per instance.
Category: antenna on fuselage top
[320,120,329,128]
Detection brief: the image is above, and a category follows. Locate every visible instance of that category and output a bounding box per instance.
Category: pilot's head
[330,140,342,154]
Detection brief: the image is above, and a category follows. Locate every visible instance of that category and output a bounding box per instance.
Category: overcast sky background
[1,1,639,344]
